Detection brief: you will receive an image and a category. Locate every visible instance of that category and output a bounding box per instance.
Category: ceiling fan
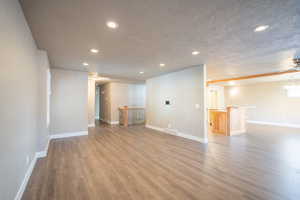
[289,58,300,71]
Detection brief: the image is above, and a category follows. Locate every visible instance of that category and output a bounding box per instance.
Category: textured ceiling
[21,0,300,80]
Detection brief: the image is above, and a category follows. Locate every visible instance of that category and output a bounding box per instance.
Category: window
[285,85,300,98]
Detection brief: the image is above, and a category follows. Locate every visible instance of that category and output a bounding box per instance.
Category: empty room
[1,0,300,199]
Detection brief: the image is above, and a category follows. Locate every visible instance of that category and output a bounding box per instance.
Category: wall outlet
[195,104,200,109]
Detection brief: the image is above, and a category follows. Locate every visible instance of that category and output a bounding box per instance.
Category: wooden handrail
[207,70,299,85]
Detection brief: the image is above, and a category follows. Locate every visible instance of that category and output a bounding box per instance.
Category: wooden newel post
[123,106,129,127]
[226,106,231,136]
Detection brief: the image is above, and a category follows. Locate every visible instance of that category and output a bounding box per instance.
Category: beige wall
[95,86,100,119]
[50,69,88,134]
[100,82,146,123]
[88,79,96,126]
[225,80,300,125]
[100,83,112,123]
[207,86,225,109]
[0,0,47,199]
[36,50,50,151]
[146,66,207,141]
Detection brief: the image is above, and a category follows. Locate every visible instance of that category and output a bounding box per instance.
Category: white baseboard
[230,130,246,135]
[177,132,208,143]
[88,123,95,128]
[100,119,119,125]
[36,136,50,158]
[101,119,119,125]
[14,155,37,200]
[35,151,47,158]
[50,131,88,139]
[15,131,88,200]
[145,124,164,132]
[146,124,208,144]
[247,120,300,129]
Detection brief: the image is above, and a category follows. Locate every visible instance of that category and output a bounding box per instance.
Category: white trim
[247,120,300,129]
[100,119,119,125]
[50,131,88,139]
[88,123,95,128]
[36,136,50,158]
[230,130,246,135]
[177,132,208,143]
[145,124,164,132]
[203,64,208,144]
[15,131,89,200]
[163,128,178,135]
[146,124,208,144]
[35,151,47,158]
[14,155,37,200]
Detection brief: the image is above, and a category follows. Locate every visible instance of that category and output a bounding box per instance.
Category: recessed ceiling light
[90,48,99,53]
[83,62,89,66]
[192,51,200,55]
[229,81,235,86]
[139,71,144,74]
[160,63,165,67]
[254,25,269,32]
[106,21,118,29]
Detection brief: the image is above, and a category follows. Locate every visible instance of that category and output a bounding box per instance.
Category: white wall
[146,66,207,142]
[207,85,225,109]
[100,82,146,123]
[95,86,100,119]
[225,80,300,126]
[36,50,50,152]
[100,83,111,123]
[50,69,88,134]
[0,0,47,199]
[130,84,146,107]
[88,79,96,126]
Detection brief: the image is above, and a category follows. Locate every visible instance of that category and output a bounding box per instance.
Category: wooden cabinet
[209,106,247,136]
[209,110,227,135]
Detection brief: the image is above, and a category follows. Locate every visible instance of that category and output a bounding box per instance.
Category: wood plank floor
[22,123,300,200]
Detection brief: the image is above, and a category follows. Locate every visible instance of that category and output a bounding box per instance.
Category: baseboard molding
[145,124,164,132]
[14,155,37,200]
[101,119,119,125]
[36,136,50,158]
[247,120,300,129]
[230,130,246,135]
[177,132,208,143]
[99,118,118,125]
[35,151,47,158]
[146,124,208,144]
[50,131,88,139]
[88,123,95,128]
[15,131,88,200]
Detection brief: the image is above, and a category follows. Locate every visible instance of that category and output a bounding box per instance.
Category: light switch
[195,104,200,109]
